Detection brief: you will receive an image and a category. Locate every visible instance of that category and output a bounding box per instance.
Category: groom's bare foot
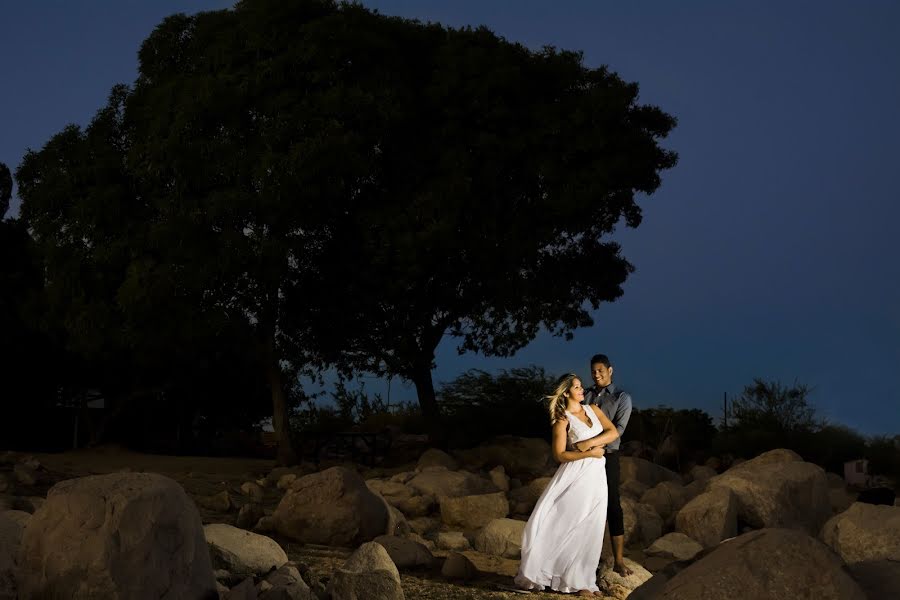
[613,561,633,577]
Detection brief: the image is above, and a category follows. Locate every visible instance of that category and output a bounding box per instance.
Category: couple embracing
[515,354,634,597]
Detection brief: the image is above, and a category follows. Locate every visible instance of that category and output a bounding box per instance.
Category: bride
[514,373,619,597]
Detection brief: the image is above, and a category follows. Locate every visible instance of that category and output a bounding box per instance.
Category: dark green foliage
[730,379,823,434]
[436,366,557,446]
[0,162,11,216]
[628,406,717,467]
[714,378,826,459]
[867,435,900,484]
[0,217,65,449]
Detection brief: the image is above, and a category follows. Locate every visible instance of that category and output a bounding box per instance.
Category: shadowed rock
[17,472,217,599]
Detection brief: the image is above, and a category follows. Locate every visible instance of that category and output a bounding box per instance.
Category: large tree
[130,0,677,439]
[316,17,678,434]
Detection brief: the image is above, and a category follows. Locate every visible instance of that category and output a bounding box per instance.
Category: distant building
[844,458,871,487]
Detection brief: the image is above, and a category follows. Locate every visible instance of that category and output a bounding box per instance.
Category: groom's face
[591,362,613,389]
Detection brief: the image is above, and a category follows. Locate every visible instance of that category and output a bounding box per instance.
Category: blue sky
[2,1,898,435]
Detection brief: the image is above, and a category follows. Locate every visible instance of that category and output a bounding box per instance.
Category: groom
[578,353,634,576]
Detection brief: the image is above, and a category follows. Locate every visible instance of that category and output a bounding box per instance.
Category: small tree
[730,379,823,436]
[437,366,557,444]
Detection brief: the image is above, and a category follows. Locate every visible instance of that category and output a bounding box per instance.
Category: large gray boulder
[640,480,691,526]
[416,448,458,471]
[327,542,404,600]
[674,487,738,548]
[406,469,498,499]
[629,528,866,600]
[439,491,509,530]
[620,457,681,488]
[373,535,434,568]
[508,476,551,514]
[473,518,525,558]
[707,455,829,535]
[17,473,216,600]
[274,467,388,547]
[820,502,900,600]
[622,497,664,547]
[644,532,703,562]
[204,524,288,577]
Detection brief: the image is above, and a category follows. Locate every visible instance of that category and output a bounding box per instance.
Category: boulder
[17,473,216,599]
[828,487,854,515]
[620,457,681,488]
[644,532,703,561]
[406,470,498,499]
[436,531,471,552]
[441,552,479,581]
[488,466,510,492]
[373,534,434,568]
[473,518,525,558]
[236,503,266,530]
[240,482,265,503]
[407,517,440,537]
[621,497,663,547]
[707,458,829,535]
[204,524,288,577]
[453,436,553,479]
[392,494,434,517]
[620,479,650,501]
[729,448,802,470]
[640,481,690,525]
[597,558,652,600]
[674,487,738,549]
[258,563,315,600]
[821,502,900,564]
[628,528,866,600]
[439,492,509,530]
[820,502,900,599]
[0,511,27,600]
[327,542,404,600]
[416,448,458,471]
[508,476,551,515]
[384,502,410,537]
[198,490,232,512]
[274,467,388,547]
[687,465,717,484]
[366,480,414,502]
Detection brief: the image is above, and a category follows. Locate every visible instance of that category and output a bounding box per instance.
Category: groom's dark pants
[604,451,625,536]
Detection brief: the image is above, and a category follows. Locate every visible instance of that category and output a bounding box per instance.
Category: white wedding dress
[514,408,609,594]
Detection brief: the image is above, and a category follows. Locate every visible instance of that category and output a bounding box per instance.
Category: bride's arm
[572,406,620,452]
[552,419,605,463]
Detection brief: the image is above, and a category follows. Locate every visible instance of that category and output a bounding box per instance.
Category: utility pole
[722,391,728,430]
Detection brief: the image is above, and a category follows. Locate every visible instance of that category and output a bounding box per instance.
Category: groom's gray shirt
[583,383,632,452]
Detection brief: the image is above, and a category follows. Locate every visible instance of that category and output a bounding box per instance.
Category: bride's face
[567,378,585,403]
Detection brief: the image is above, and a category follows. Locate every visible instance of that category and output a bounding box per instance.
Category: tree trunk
[266,357,299,466]
[411,360,446,447]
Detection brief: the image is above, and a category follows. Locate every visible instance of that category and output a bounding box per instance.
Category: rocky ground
[8,446,567,599]
[3,442,899,599]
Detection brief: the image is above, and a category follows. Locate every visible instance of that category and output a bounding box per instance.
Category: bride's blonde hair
[546,373,579,425]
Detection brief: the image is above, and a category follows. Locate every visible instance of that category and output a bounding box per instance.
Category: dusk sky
[3,1,898,435]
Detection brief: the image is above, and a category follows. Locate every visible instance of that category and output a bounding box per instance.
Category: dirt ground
[22,446,599,599]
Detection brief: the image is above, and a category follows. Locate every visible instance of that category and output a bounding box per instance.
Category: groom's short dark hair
[590,354,611,368]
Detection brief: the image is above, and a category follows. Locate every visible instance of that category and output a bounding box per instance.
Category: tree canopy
[14,0,677,458]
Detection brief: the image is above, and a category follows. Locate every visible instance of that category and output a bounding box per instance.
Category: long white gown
[514,408,608,594]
